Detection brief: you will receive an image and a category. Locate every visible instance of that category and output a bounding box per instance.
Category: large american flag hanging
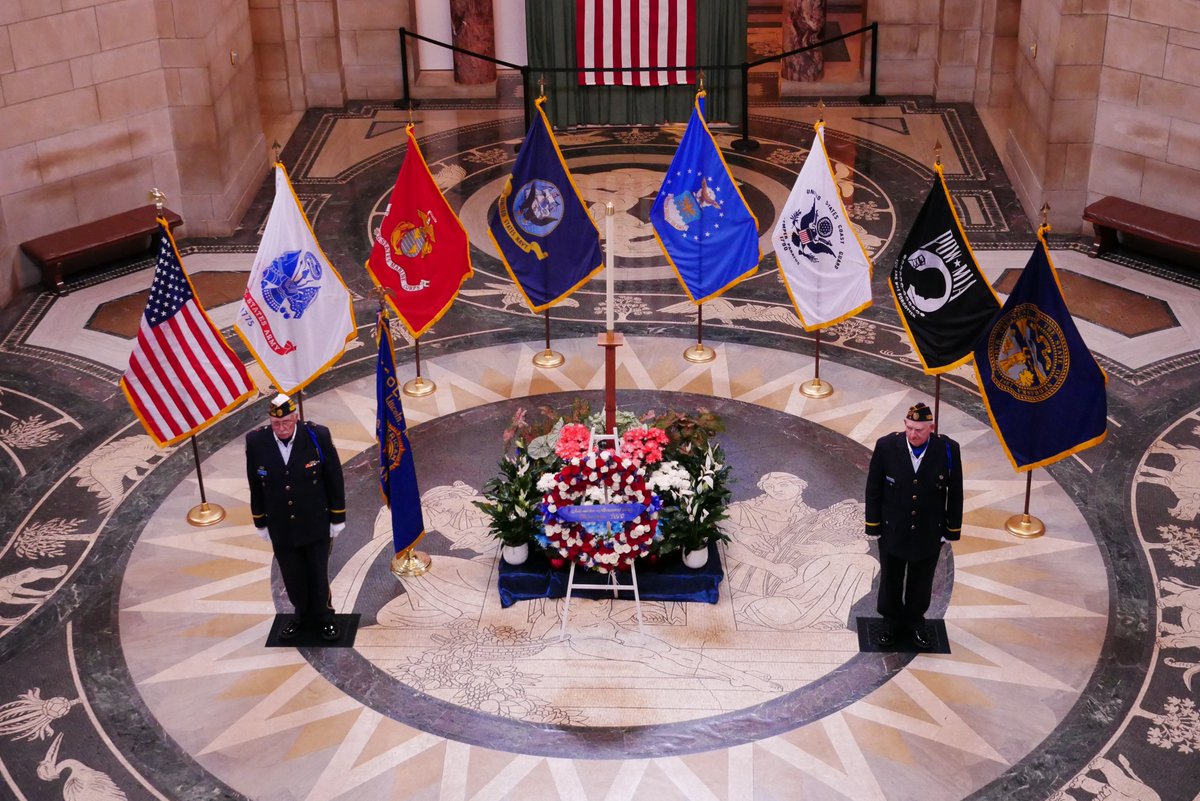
[576,0,696,86]
[120,221,255,446]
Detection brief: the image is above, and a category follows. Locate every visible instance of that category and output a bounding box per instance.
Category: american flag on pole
[576,0,696,86]
[120,220,255,446]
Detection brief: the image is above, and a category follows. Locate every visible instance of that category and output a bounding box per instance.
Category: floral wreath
[538,447,661,573]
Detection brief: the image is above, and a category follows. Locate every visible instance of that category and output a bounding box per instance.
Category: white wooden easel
[558,431,645,636]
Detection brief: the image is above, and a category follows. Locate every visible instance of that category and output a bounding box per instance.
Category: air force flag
[488,96,602,312]
[973,231,1107,471]
[773,122,873,330]
[650,91,760,303]
[236,164,355,393]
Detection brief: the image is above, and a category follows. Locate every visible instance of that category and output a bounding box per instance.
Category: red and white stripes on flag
[120,220,255,446]
[576,0,696,86]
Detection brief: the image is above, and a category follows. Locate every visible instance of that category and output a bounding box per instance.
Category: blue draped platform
[497,542,725,608]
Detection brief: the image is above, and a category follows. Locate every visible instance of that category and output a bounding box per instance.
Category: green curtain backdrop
[526,0,747,128]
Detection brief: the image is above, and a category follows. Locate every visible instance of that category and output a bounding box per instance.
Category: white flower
[537,473,558,492]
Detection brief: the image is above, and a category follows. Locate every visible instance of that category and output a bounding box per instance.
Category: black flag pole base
[403,375,436,397]
[187,502,225,527]
[532,348,565,368]
[683,343,715,363]
[391,548,432,578]
[1006,513,1045,539]
[799,378,834,398]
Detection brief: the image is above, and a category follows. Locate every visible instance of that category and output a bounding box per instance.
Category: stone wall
[0,0,268,306]
[1089,0,1200,221]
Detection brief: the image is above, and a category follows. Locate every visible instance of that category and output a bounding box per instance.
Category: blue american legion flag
[973,230,1107,471]
[488,97,603,311]
[376,313,426,554]
[120,220,255,446]
[651,91,760,303]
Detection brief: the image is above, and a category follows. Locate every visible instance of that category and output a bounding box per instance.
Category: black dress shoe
[320,622,340,642]
[279,620,300,641]
[910,626,932,650]
[876,628,897,648]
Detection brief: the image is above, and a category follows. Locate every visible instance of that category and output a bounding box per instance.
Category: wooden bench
[1082,196,1200,260]
[20,204,184,294]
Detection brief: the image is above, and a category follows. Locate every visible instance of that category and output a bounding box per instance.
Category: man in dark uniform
[247,394,346,641]
[864,402,962,649]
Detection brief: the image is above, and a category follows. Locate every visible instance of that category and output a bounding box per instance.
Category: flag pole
[800,326,833,398]
[186,434,226,526]
[933,374,941,434]
[1006,470,1046,538]
[402,337,436,396]
[533,308,565,367]
[683,303,716,362]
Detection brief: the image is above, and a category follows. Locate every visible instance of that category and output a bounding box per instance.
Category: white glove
[940,537,948,544]
[330,522,346,539]
[256,528,270,542]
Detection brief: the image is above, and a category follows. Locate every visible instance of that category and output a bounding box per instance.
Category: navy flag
[376,313,426,553]
[973,230,1107,471]
[650,91,760,303]
[892,164,1000,373]
[487,96,602,311]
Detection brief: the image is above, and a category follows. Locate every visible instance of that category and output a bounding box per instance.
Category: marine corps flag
[236,164,355,394]
[376,313,426,554]
[367,124,473,338]
[773,121,872,329]
[488,96,602,311]
[892,164,1000,373]
[651,91,760,302]
[973,230,1107,471]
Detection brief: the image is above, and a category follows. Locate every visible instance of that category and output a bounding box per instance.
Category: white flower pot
[501,543,529,565]
[682,546,709,569]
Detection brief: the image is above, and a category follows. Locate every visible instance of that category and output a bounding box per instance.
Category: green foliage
[471,444,544,547]
[653,444,733,554]
[645,408,725,457]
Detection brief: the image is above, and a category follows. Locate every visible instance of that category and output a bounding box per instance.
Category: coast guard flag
[235,164,355,394]
[773,122,872,330]
[576,0,696,86]
[120,221,255,447]
[650,91,760,303]
[367,124,473,338]
[973,230,1107,471]
[892,164,1000,373]
[488,97,603,312]
[376,313,426,554]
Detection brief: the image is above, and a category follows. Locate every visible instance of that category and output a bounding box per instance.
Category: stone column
[451,0,496,84]
[782,0,825,82]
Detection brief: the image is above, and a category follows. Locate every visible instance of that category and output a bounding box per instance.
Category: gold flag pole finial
[698,71,704,93]
[538,75,546,100]
[934,139,943,168]
[271,140,281,164]
[817,99,825,125]
[149,187,165,211]
[1040,202,1051,234]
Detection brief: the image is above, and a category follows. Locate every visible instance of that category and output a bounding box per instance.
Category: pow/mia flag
[892,167,1000,373]
[972,231,1107,471]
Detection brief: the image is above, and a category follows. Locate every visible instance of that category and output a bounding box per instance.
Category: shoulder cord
[305,422,324,465]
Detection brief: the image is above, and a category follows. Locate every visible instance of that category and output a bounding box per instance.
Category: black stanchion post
[731,61,759,152]
[396,28,415,110]
[859,22,886,106]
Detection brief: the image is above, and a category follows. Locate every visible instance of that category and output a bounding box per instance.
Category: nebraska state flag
[367,124,473,338]
[236,164,355,394]
[772,122,873,330]
[973,229,1107,471]
[892,164,1000,373]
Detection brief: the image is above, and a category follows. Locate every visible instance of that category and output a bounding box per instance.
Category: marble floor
[1,89,1199,801]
